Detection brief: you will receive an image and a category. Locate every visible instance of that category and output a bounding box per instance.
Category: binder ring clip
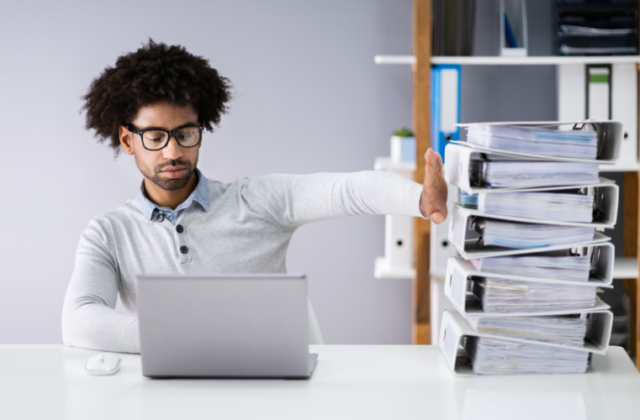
[573,120,604,158]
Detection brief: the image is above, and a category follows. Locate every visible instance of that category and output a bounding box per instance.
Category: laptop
[136,273,318,379]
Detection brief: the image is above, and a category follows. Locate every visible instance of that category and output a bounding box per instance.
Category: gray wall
[0,0,415,345]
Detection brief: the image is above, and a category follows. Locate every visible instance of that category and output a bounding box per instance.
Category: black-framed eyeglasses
[127,124,204,151]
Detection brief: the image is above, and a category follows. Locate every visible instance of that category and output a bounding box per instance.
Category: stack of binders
[438,120,623,375]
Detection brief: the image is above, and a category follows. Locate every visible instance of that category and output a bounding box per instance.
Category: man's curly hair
[82,39,232,156]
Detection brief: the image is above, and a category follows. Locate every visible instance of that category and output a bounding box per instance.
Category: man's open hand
[419,148,448,224]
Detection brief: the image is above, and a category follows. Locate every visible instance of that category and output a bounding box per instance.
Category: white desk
[1,345,639,420]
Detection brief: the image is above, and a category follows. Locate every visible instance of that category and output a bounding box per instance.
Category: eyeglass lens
[142,127,201,150]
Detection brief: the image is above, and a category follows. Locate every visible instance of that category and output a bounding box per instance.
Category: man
[62,40,448,353]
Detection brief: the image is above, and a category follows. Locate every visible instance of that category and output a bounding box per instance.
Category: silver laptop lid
[137,274,309,378]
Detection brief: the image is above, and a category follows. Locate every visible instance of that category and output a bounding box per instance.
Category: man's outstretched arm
[241,148,448,227]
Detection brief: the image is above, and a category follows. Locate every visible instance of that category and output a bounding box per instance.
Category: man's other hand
[419,148,448,224]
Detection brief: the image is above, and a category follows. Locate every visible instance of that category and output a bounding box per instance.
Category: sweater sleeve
[61,218,140,354]
[241,170,426,228]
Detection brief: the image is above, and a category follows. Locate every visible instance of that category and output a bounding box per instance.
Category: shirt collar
[137,169,210,223]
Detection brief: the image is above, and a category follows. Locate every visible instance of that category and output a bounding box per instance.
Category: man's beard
[146,159,197,191]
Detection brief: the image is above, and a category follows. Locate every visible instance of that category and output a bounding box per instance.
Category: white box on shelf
[499,0,528,57]
[384,215,413,272]
[430,182,459,277]
[373,157,416,279]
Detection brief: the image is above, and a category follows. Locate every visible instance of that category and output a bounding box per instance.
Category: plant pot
[390,136,416,163]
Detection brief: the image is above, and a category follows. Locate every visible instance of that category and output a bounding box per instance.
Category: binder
[432,0,476,56]
[431,65,461,161]
[587,65,611,121]
[453,182,619,227]
[455,120,623,164]
[444,143,603,194]
[444,262,611,318]
[446,248,614,290]
[439,309,613,376]
[444,256,613,319]
[448,205,610,259]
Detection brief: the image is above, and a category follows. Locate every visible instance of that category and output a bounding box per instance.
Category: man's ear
[119,126,135,156]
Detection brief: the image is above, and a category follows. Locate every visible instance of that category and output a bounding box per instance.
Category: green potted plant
[391,127,416,163]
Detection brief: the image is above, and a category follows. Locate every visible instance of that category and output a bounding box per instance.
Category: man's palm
[420,148,448,223]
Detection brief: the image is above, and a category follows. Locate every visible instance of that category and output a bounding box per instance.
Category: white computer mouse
[85,353,121,376]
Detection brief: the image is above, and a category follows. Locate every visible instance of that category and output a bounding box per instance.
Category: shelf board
[374,257,414,280]
[600,162,640,172]
[374,157,416,172]
[375,55,640,66]
[614,257,638,280]
[374,55,416,65]
[432,56,640,65]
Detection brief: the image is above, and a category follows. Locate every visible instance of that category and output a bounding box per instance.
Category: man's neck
[143,172,198,210]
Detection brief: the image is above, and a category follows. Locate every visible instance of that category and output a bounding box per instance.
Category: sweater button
[180,246,189,254]
[176,225,184,233]
[156,213,164,222]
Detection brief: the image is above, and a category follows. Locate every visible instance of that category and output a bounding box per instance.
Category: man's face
[121,101,201,191]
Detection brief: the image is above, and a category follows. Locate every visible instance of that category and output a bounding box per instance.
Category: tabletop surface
[1,345,639,420]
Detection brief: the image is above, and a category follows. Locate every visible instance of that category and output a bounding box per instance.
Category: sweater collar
[137,168,210,223]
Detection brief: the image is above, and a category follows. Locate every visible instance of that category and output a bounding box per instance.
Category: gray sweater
[61,171,424,353]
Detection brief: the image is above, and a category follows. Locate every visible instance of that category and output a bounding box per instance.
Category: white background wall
[1,0,565,345]
[0,0,417,345]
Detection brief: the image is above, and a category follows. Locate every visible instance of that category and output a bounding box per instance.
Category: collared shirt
[137,169,210,224]
[64,170,425,353]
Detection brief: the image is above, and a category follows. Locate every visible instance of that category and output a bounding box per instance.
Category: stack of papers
[467,315,588,347]
[467,336,590,375]
[458,189,478,208]
[471,252,591,282]
[472,277,597,314]
[477,219,595,248]
[466,125,598,159]
[560,25,635,36]
[477,191,594,223]
[480,161,599,189]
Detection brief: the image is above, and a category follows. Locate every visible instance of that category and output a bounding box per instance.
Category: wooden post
[623,171,639,367]
[413,0,432,344]
[627,60,640,370]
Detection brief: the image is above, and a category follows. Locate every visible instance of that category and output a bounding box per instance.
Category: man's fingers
[435,151,443,172]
